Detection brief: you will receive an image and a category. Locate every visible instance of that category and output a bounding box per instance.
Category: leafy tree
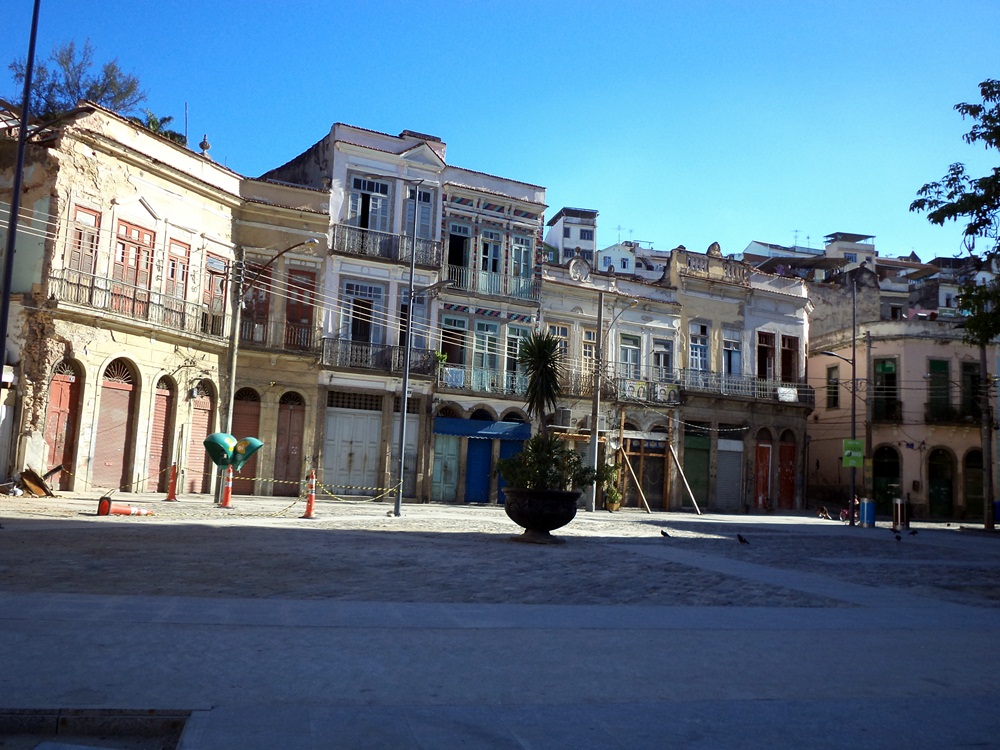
[8,39,146,120]
[912,79,1000,346]
[910,79,1000,260]
[129,109,187,145]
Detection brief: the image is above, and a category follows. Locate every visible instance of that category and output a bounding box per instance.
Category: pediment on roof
[399,142,446,169]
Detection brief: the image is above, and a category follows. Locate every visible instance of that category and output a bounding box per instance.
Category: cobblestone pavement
[2,492,997,609]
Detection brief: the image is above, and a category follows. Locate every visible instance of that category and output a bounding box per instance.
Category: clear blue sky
[3,0,997,260]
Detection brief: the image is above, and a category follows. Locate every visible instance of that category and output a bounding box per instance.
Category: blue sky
[3,0,997,260]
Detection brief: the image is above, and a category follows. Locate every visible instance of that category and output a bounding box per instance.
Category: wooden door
[43,363,81,491]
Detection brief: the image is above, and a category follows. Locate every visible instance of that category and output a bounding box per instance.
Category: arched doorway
[777,430,796,509]
[754,428,773,510]
[927,448,955,518]
[963,449,984,520]
[43,360,82,491]
[232,388,261,495]
[185,380,215,493]
[147,376,176,493]
[274,392,306,496]
[873,446,901,515]
[93,359,137,492]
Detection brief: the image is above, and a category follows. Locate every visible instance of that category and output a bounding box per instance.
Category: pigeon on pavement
[737,533,749,545]
[660,529,671,538]
[895,533,902,541]
[909,530,918,536]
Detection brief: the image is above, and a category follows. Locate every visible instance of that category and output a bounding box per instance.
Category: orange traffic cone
[97,497,154,516]
[164,463,178,501]
[219,465,234,509]
[301,469,317,519]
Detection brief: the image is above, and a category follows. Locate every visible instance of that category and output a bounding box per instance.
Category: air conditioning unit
[555,407,572,428]
[580,415,607,433]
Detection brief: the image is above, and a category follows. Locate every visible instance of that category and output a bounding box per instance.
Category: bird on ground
[909,530,918,536]
[661,529,671,538]
[894,533,902,541]
[737,533,749,545]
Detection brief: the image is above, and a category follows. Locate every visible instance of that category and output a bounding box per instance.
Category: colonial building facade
[0,104,327,496]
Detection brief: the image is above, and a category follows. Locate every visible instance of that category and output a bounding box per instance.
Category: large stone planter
[503,487,581,544]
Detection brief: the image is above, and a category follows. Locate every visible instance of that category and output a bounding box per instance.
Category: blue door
[465,439,492,503]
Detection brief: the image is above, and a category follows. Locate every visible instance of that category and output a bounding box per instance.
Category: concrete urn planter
[503,487,581,544]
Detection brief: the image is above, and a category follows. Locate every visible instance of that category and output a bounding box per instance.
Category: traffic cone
[97,497,154,516]
[219,465,234,509]
[164,463,178,501]
[301,469,317,519]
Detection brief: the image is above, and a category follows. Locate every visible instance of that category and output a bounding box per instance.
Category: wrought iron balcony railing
[445,265,540,301]
[48,269,226,339]
[320,338,436,376]
[437,365,528,396]
[924,401,980,424]
[240,318,319,354]
[331,224,442,267]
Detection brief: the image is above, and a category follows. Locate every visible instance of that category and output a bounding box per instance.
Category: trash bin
[859,498,876,527]
[892,497,908,531]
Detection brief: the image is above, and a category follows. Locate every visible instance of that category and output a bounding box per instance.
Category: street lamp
[0,0,41,385]
[585,294,637,512]
[393,179,425,517]
[821,344,858,526]
[217,237,319,502]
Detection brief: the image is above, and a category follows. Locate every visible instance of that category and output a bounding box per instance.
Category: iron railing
[48,269,226,339]
[331,224,441,267]
[320,338,436,375]
[445,264,540,301]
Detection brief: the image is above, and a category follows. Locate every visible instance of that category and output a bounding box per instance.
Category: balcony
[924,401,980,424]
[873,398,903,422]
[437,365,528,396]
[445,265,540,301]
[240,319,318,354]
[556,364,814,407]
[331,225,441,267]
[48,269,226,339]
[320,338,437,376]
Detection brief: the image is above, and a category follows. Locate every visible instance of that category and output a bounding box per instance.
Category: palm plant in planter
[497,331,598,543]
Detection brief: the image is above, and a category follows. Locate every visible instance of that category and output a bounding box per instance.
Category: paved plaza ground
[0,491,998,748]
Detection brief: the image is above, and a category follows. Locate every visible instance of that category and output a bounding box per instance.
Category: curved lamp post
[217,237,319,503]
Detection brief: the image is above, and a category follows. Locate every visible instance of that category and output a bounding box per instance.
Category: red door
[43,366,81,490]
[777,437,796,509]
[274,393,305,496]
[232,390,261,495]
[754,443,771,510]
[186,387,213,493]
[147,381,175,492]
[93,362,136,492]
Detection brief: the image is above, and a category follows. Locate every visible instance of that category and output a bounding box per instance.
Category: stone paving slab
[1,493,998,749]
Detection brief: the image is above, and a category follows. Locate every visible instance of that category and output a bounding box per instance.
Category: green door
[683,433,711,509]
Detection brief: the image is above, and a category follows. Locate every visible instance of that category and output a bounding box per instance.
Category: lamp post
[585,294,637,512]
[217,237,318,503]
[0,0,41,376]
[821,278,859,525]
[394,179,425,517]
